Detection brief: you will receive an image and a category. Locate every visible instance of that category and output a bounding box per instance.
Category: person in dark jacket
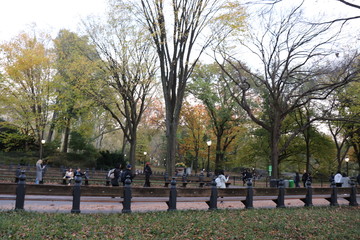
[121,164,135,186]
[294,172,301,188]
[111,165,121,187]
[302,172,309,187]
[143,162,152,187]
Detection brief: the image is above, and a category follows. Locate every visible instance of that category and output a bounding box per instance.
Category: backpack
[107,168,115,179]
[120,171,126,182]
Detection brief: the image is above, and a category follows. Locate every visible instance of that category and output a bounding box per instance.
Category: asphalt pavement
[0,194,358,214]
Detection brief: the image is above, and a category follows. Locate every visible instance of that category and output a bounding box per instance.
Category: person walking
[35,159,46,184]
[294,172,301,188]
[144,162,152,187]
[215,169,229,204]
[302,172,309,187]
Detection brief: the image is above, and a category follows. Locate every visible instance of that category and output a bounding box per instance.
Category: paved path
[1,195,358,214]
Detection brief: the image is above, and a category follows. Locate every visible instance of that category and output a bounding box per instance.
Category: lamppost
[206,140,212,177]
[40,139,46,159]
[345,157,349,176]
[143,152,147,168]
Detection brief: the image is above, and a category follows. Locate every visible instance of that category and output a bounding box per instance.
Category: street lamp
[206,140,212,177]
[345,157,349,176]
[143,152,147,168]
[40,139,46,159]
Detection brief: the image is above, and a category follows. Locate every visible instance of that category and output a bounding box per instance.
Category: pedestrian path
[0,195,357,214]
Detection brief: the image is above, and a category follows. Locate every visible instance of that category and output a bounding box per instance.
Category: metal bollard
[275,179,285,208]
[167,177,177,211]
[242,178,253,209]
[71,173,82,213]
[326,181,339,206]
[15,170,26,211]
[345,179,358,206]
[302,179,313,207]
[206,178,218,210]
[122,175,132,213]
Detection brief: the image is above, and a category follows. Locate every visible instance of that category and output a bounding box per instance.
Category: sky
[0,0,108,42]
[0,0,359,42]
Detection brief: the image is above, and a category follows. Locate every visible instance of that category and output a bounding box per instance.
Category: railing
[1,172,359,213]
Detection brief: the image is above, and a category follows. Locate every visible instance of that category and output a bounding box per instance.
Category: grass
[0,206,359,239]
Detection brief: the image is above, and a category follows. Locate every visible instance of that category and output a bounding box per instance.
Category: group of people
[294,172,313,188]
[241,169,254,185]
[109,162,153,187]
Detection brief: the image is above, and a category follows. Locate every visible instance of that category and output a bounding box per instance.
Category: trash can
[284,180,289,188]
[289,180,295,188]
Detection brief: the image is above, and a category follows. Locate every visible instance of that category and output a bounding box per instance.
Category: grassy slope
[0,206,359,239]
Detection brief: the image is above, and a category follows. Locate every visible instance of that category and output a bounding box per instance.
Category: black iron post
[206,178,218,210]
[71,172,82,213]
[303,178,313,207]
[347,179,359,206]
[122,175,132,213]
[167,177,177,211]
[15,170,26,211]
[242,178,253,209]
[327,181,339,206]
[275,179,285,208]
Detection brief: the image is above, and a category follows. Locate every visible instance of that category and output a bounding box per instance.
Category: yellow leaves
[214,1,247,32]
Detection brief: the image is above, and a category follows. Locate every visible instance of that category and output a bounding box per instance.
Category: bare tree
[218,3,359,178]
[139,0,224,175]
[82,2,157,171]
[249,0,360,23]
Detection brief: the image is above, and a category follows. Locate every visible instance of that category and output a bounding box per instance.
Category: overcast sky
[0,0,107,41]
[0,0,359,45]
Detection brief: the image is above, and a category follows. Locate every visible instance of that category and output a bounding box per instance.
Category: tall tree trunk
[166,119,178,177]
[128,137,136,173]
[61,118,71,153]
[270,119,281,179]
[305,127,311,173]
[47,110,58,143]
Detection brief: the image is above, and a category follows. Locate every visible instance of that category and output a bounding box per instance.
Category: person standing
[121,164,135,186]
[35,159,46,184]
[294,172,301,188]
[302,172,309,187]
[334,171,343,187]
[144,162,152,187]
[215,169,229,189]
[111,165,121,187]
[15,166,21,183]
